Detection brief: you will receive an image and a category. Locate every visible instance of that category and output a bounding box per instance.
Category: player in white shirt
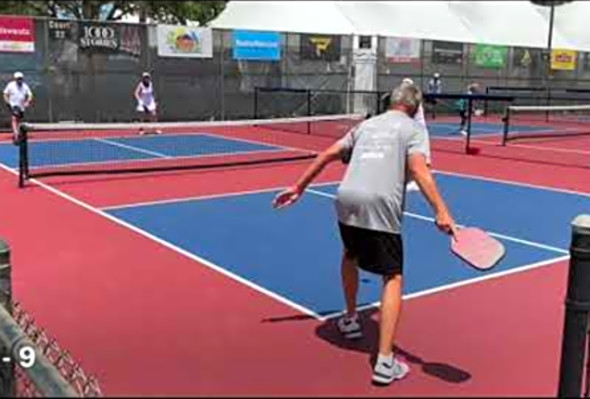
[401,78,432,192]
[3,72,33,144]
[134,72,161,135]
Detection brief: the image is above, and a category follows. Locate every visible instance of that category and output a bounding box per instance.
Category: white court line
[0,163,323,320]
[93,138,171,159]
[320,254,570,320]
[101,180,342,211]
[433,168,590,198]
[103,166,590,212]
[193,132,307,154]
[2,164,572,322]
[305,189,568,255]
[469,139,590,156]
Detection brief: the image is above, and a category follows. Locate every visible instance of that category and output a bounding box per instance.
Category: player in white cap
[401,78,431,192]
[3,72,33,144]
[134,72,161,135]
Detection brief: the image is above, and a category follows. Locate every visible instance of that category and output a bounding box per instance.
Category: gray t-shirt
[335,110,429,234]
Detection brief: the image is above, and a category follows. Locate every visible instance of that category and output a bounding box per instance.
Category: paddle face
[451,227,505,271]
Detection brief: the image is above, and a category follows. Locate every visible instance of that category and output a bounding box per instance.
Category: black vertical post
[465,96,473,154]
[484,87,489,117]
[0,239,14,397]
[558,215,590,398]
[18,126,27,188]
[545,3,555,122]
[253,87,259,119]
[502,106,511,146]
[306,89,312,134]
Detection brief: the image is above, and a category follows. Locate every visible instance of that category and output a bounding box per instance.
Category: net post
[0,239,14,397]
[501,106,510,146]
[465,96,473,154]
[18,125,29,189]
[484,87,489,117]
[546,88,551,123]
[557,215,590,398]
[306,89,312,134]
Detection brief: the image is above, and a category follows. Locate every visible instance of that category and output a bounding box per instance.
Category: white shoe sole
[372,367,409,385]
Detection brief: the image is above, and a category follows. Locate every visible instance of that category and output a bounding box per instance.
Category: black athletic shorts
[338,222,403,276]
[10,105,24,119]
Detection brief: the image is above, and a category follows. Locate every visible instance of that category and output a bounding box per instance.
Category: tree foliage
[0,1,227,25]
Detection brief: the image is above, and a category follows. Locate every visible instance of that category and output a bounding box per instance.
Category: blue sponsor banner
[233,30,281,61]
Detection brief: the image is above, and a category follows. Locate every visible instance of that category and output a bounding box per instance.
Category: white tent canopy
[534,1,590,51]
[211,1,589,51]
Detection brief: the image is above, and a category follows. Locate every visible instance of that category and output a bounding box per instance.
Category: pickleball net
[502,104,590,144]
[17,114,365,187]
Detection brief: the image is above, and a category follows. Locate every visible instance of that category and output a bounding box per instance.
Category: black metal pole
[545,4,555,106]
[306,89,312,118]
[465,97,473,154]
[558,215,590,398]
[484,87,489,117]
[0,239,14,397]
[253,87,259,119]
[502,106,511,146]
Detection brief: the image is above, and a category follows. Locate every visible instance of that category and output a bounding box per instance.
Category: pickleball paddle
[451,227,505,271]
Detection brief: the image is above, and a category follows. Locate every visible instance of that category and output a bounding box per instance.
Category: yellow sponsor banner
[551,49,577,70]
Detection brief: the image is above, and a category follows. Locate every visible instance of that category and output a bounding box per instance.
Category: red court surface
[0,130,588,396]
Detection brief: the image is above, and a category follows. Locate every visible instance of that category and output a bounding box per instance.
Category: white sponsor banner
[157,25,213,58]
[385,37,421,63]
[0,41,34,52]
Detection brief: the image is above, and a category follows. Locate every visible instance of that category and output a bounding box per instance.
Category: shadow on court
[314,309,472,384]
[261,308,472,384]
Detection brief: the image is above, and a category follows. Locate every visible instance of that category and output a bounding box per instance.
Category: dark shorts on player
[10,105,24,119]
[338,222,403,276]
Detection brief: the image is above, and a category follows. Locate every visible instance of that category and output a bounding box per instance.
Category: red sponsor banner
[0,17,35,52]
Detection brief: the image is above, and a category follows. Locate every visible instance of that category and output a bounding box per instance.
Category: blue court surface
[0,133,284,169]
[105,173,584,317]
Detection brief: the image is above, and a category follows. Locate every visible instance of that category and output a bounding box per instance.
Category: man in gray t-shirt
[273,83,456,386]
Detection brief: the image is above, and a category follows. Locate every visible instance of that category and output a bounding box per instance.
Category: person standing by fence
[3,72,33,145]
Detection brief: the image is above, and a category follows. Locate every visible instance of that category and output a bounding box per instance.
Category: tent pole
[545,3,555,96]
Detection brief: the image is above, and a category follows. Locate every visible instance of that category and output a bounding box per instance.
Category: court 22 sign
[79,22,119,52]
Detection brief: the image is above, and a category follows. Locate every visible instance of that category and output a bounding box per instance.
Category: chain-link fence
[2,17,590,127]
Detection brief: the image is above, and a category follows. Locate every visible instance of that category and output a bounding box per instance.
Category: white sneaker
[337,314,362,340]
[460,129,468,136]
[372,355,410,385]
[406,181,419,192]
